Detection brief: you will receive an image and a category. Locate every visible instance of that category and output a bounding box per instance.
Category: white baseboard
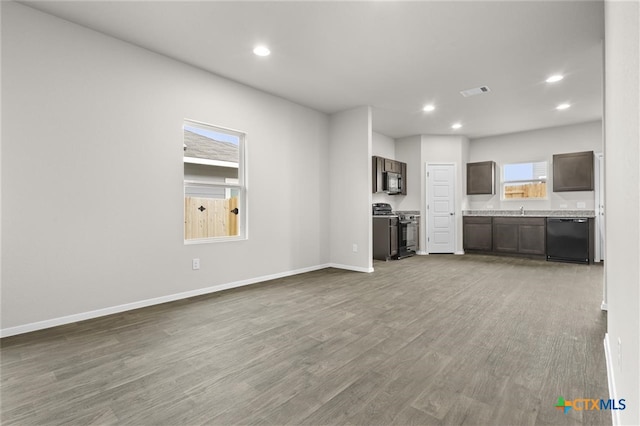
[329,263,374,273]
[454,250,465,255]
[603,333,621,426]
[0,263,332,338]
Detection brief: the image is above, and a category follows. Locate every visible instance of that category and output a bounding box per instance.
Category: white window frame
[183,119,247,244]
[501,160,548,200]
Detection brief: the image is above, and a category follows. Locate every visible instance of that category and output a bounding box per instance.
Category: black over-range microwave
[383,171,403,194]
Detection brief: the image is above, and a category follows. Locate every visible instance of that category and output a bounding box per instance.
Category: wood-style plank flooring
[1,255,610,425]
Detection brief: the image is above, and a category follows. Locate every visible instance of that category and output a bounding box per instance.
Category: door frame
[594,152,606,311]
[425,162,457,254]
[594,152,605,263]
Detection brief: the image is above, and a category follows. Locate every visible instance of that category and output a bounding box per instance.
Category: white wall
[468,121,603,211]
[604,1,640,424]
[372,132,395,159]
[328,106,373,272]
[1,3,330,333]
[371,131,399,207]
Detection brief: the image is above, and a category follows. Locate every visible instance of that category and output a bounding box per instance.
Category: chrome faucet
[520,206,524,216]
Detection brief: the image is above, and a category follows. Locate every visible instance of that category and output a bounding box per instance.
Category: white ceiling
[22,0,604,139]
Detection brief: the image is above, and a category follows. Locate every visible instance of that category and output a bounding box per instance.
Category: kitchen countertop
[462,209,596,218]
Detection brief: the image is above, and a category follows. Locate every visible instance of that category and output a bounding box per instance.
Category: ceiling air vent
[460,86,491,97]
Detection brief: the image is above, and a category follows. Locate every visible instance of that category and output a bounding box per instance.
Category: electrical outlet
[192,258,200,270]
[577,202,586,209]
[352,244,358,253]
[486,204,493,209]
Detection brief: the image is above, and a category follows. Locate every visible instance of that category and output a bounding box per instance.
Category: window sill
[184,235,247,245]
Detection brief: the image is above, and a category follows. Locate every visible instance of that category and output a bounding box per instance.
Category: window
[183,120,246,242]
[502,161,547,199]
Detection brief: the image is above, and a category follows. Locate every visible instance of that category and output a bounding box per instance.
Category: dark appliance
[398,214,418,258]
[372,202,394,216]
[546,218,590,264]
[383,172,402,194]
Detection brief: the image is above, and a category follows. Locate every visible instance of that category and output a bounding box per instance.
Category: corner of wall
[328,106,373,272]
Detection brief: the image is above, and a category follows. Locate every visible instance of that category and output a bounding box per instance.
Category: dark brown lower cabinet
[464,215,596,261]
[463,217,493,251]
[493,219,519,253]
[493,217,546,256]
[464,216,546,258]
[373,216,398,261]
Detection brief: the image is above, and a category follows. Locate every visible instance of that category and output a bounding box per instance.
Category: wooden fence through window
[504,182,547,199]
[185,196,239,239]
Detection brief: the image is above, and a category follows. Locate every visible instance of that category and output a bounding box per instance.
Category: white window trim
[183,120,247,243]
[184,156,239,168]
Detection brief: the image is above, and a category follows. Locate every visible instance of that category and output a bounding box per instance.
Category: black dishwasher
[546,218,590,264]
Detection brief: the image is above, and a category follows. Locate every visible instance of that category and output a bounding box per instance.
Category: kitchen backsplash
[465,193,596,211]
[463,209,596,218]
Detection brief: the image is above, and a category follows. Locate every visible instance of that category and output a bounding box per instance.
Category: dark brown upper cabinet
[372,156,385,193]
[372,155,407,194]
[384,158,401,173]
[467,161,496,195]
[400,162,407,195]
[553,151,594,192]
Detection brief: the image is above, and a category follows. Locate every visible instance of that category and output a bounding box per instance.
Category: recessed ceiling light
[451,123,462,130]
[556,103,571,110]
[423,104,435,112]
[546,74,564,83]
[253,45,271,57]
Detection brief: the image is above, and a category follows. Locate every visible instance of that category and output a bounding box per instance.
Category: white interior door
[427,164,455,253]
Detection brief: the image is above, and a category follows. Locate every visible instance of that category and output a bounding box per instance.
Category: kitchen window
[183,120,246,243]
[502,161,547,199]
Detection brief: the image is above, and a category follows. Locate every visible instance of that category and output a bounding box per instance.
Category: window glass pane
[184,125,239,180]
[184,184,240,239]
[502,161,547,199]
[503,161,547,181]
[183,120,245,242]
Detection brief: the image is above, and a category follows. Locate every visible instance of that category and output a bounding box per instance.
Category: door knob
[449,212,455,216]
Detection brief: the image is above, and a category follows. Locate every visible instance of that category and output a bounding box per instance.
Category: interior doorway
[426,163,456,253]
